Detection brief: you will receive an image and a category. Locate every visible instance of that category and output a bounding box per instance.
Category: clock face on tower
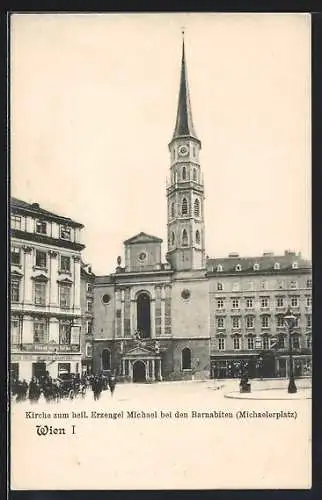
[178,145,189,157]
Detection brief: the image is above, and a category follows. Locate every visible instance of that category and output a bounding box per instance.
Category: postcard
[10,12,311,490]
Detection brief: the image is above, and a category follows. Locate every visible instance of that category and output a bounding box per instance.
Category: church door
[133,360,146,383]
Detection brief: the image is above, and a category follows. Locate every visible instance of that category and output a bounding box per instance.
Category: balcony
[12,343,80,353]
[215,309,226,314]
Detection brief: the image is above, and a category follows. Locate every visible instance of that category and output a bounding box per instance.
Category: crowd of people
[11,371,117,403]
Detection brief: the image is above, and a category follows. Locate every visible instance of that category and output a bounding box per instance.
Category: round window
[181,289,191,300]
[102,294,111,304]
[139,252,147,261]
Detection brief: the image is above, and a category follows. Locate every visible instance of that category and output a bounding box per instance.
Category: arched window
[171,232,175,246]
[171,202,175,218]
[182,166,186,180]
[182,229,188,246]
[196,230,200,244]
[102,349,111,371]
[182,198,188,215]
[253,263,260,271]
[274,262,280,270]
[194,198,200,217]
[193,168,197,181]
[182,347,191,370]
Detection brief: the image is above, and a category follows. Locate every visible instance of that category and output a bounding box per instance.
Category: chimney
[228,252,239,258]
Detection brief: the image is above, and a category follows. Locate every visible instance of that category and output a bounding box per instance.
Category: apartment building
[10,198,85,381]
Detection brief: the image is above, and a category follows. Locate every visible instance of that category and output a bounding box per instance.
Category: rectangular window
[261,316,270,328]
[246,316,254,328]
[246,281,255,291]
[247,337,254,350]
[87,300,93,313]
[292,336,300,349]
[36,220,47,234]
[277,316,285,328]
[58,363,71,375]
[87,283,92,293]
[306,296,312,307]
[33,320,47,343]
[279,337,285,349]
[232,298,239,309]
[217,299,224,309]
[306,316,312,328]
[306,337,312,349]
[59,284,71,309]
[36,250,47,268]
[263,337,270,350]
[85,343,93,357]
[34,282,46,305]
[60,225,71,240]
[11,319,20,344]
[232,282,240,292]
[233,337,241,350]
[276,297,284,307]
[60,255,71,273]
[289,281,298,289]
[59,321,71,344]
[232,317,240,329]
[216,317,225,329]
[306,279,312,288]
[217,282,223,291]
[86,320,93,334]
[261,297,269,308]
[246,298,253,308]
[291,297,299,307]
[11,247,21,265]
[277,280,284,290]
[11,215,22,230]
[218,338,225,351]
[11,279,20,302]
[260,281,267,290]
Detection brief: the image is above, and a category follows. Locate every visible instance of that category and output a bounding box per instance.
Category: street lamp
[283,307,297,394]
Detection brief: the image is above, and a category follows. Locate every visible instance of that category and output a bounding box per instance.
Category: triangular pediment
[125,345,155,356]
[123,232,162,245]
[31,273,49,282]
[11,270,23,278]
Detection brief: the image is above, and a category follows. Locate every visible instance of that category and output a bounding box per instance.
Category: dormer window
[217,264,223,272]
[274,262,280,270]
[235,264,242,272]
[36,220,47,235]
[253,263,259,271]
[60,225,71,240]
[292,262,298,269]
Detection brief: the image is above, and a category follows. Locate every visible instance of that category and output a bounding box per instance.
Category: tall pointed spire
[172,31,199,141]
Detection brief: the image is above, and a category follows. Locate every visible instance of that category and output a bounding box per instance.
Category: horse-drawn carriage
[55,373,87,400]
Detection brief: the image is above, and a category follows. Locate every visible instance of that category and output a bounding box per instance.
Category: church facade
[92,38,312,382]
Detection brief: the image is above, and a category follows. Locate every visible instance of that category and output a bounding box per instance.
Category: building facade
[207,252,312,379]
[80,262,95,375]
[92,37,311,382]
[10,198,85,381]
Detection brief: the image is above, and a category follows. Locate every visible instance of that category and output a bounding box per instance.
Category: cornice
[11,229,85,252]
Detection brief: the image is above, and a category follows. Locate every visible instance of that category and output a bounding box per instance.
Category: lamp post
[283,307,297,394]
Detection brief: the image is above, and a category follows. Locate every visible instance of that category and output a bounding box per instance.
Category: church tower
[166,34,205,271]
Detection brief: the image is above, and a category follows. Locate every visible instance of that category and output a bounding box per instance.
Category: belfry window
[171,232,175,246]
[171,202,175,218]
[194,198,200,217]
[182,229,188,247]
[193,168,197,181]
[182,166,187,180]
[182,198,188,215]
[196,230,200,244]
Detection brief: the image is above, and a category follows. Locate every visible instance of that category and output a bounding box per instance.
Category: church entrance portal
[137,292,151,338]
[133,360,146,383]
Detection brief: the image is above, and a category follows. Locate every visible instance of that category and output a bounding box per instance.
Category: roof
[207,252,311,274]
[11,197,84,228]
[123,232,163,245]
[171,38,199,142]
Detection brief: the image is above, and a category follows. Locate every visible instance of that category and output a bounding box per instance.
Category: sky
[11,13,311,275]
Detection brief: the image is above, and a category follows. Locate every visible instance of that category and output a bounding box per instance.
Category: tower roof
[171,35,199,143]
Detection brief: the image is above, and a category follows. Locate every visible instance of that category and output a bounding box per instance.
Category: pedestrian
[108,374,116,397]
[91,375,103,401]
[28,376,41,404]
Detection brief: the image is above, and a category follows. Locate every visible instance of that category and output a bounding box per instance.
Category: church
[92,38,312,382]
